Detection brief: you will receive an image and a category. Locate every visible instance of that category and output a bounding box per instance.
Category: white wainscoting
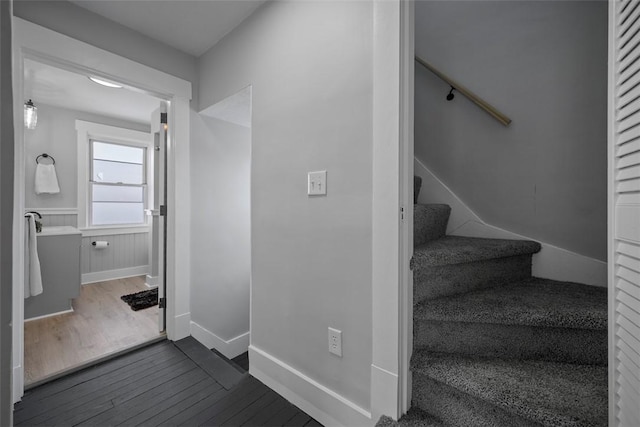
[25,208,78,227]
[80,232,150,284]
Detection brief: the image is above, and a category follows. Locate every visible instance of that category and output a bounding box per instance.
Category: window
[76,120,152,230]
[90,140,146,226]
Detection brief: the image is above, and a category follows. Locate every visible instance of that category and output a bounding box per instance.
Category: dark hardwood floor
[14,337,322,426]
[231,352,249,372]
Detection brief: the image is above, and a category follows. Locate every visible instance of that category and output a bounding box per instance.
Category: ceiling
[23,1,266,124]
[69,0,267,57]
[24,58,160,125]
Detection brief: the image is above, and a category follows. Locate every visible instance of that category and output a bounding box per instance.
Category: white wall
[0,1,14,423]
[414,1,607,262]
[24,103,149,210]
[190,111,251,358]
[198,0,374,420]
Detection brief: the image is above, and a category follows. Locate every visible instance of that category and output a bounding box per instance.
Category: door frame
[370,0,414,420]
[11,17,192,403]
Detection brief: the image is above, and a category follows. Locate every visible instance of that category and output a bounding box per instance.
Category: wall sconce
[24,99,37,129]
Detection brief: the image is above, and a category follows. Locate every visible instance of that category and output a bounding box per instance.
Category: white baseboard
[12,365,23,404]
[249,345,372,427]
[173,312,191,341]
[145,275,158,288]
[371,364,400,421]
[414,157,607,287]
[452,220,607,287]
[81,266,149,285]
[190,321,249,359]
[24,308,74,322]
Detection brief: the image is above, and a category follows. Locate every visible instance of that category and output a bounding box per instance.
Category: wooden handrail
[415,56,512,127]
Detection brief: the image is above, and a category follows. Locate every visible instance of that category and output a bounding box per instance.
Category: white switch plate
[328,327,342,357]
[308,170,327,196]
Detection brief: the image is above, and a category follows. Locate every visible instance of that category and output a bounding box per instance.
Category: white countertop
[37,226,82,236]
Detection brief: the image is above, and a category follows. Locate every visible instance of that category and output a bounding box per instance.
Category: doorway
[20,58,166,387]
[12,17,193,403]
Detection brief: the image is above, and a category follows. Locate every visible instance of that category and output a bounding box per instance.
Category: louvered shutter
[611,1,640,426]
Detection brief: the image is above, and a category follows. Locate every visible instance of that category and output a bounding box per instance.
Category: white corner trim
[172,313,191,341]
[24,308,74,322]
[414,157,607,287]
[82,265,149,285]
[190,322,249,359]
[249,345,372,427]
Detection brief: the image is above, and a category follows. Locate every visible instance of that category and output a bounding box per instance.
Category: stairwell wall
[197,1,374,424]
[414,1,607,262]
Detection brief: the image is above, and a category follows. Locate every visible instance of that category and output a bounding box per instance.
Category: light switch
[308,170,327,196]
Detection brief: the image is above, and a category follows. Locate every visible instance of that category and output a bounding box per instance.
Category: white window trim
[76,120,153,230]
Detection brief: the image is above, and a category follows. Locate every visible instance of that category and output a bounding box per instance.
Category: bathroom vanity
[24,226,82,320]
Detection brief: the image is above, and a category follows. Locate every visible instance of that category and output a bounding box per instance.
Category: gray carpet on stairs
[413,278,608,364]
[376,408,446,427]
[414,316,607,365]
[417,277,606,329]
[413,254,533,301]
[411,352,608,427]
[413,236,541,267]
[389,199,608,426]
[414,204,450,246]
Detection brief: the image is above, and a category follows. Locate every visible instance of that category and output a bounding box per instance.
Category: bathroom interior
[22,58,166,386]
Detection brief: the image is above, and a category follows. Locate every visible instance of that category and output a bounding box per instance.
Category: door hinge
[401,206,405,221]
[160,112,168,125]
[160,205,167,216]
[159,297,166,309]
[409,256,415,271]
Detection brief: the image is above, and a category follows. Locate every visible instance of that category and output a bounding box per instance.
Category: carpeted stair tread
[412,351,608,427]
[415,277,607,330]
[376,408,446,427]
[414,204,451,246]
[413,236,541,267]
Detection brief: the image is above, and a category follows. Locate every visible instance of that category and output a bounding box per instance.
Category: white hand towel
[35,163,60,194]
[24,214,43,298]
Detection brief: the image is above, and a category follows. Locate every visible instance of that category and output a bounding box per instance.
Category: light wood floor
[24,276,163,386]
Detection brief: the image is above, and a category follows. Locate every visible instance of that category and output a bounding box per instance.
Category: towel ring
[36,153,55,165]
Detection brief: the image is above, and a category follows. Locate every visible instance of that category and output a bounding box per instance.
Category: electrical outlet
[308,170,327,196]
[328,327,342,357]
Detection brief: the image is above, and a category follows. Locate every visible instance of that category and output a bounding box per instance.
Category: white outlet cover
[328,327,342,357]
[308,170,327,196]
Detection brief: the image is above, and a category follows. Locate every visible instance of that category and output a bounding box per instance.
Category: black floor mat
[120,288,158,311]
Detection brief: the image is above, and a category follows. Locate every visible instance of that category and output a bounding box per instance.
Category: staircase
[378,193,608,426]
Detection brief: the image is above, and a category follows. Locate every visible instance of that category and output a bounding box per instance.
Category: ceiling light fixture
[89,76,123,89]
[24,99,37,130]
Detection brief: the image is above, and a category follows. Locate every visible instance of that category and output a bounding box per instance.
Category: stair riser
[412,375,539,427]
[414,205,451,246]
[414,255,532,302]
[414,321,607,366]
